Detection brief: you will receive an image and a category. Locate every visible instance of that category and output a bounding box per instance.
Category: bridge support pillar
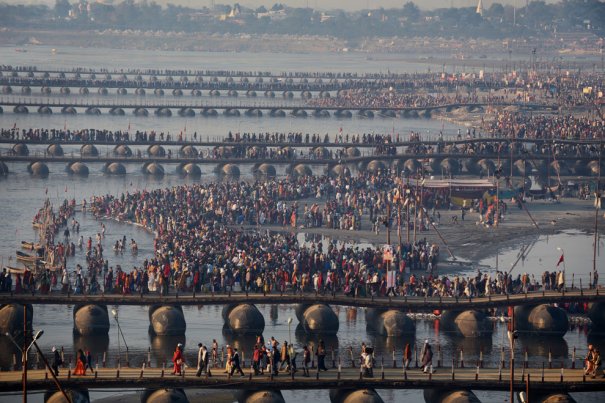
[0,303,33,339]
[365,308,415,336]
[44,388,90,403]
[531,393,577,403]
[222,304,265,335]
[234,390,285,403]
[515,304,569,337]
[423,389,481,403]
[73,304,110,336]
[588,302,605,331]
[439,310,492,338]
[295,304,339,334]
[329,389,384,403]
[148,305,186,336]
[141,388,188,403]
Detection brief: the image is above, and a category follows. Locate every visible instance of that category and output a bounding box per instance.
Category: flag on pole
[556,254,564,267]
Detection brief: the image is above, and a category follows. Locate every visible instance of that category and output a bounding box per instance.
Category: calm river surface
[0,45,603,403]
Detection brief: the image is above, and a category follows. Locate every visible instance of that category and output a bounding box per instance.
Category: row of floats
[0,70,359,84]
[0,105,432,119]
[5,143,604,180]
[22,161,301,178]
[1,85,339,99]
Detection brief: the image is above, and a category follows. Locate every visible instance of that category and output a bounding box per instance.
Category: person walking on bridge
[404,343,412,369]
[421,342,433,374]
[302,345,311,377]
[585,344,595,376]
[85,350,93,374]
[317,339,328,371]
[172,343,183,375]
[229,348,245,377]
[74,349,86,376]
[196,344,210,377]
[592,347,602,379]
[279,341,291,372]
[51,346,62,377]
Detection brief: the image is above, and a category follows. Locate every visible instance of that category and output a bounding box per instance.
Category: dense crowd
[4,162,599,303]
[487,113,605,141]
[40,168,551,298]
[4,126,603,168]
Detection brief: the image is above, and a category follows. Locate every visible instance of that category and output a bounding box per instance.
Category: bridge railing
[0,342,605,393]
[12,338,588,371]
[1,284,601,305]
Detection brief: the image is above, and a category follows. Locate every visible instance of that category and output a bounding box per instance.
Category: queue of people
[182,337,326,378]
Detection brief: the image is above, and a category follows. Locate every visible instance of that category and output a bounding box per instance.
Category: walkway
[0,367,602,392]
[1,137,603,148]
[0,97,555,113]
[1,288,601,310]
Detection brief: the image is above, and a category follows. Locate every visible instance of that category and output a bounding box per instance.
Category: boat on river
[16,250,42,264]
[4,266,27,275]
[21,240,43,251]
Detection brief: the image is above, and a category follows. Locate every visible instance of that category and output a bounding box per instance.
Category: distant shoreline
[1,29,603,68]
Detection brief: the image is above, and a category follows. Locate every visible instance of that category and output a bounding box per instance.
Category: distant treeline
[1,0,604,40]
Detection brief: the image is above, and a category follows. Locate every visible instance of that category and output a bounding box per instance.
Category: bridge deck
[0,98,556,112]
[1,138,603,147]
[1,153,601,165]
[0,81,381,92]
[0,367,602,392]
[0,289,601,310]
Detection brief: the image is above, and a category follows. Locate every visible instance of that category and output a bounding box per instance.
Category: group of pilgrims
[5,155,587,299]
[7,165,566,300]
[81,170,445,297]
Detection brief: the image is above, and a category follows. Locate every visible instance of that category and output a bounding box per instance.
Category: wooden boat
[4,266,27,275]
[16,250,41,264]
[38,261,61,271]
[21,241,43,251]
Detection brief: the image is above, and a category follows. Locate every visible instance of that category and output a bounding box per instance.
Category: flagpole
[557,247,565,287]
[406,193,410,244]
[593,138,602,287]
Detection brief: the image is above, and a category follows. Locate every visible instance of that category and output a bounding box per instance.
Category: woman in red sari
[74,349,86,375]
[172,343,183,375]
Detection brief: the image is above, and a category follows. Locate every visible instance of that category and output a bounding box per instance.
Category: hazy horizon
[4,0,560,11]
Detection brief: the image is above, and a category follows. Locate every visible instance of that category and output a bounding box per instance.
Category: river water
[0,45,604,403]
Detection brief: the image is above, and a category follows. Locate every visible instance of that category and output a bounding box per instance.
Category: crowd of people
[4,126,602,172]
[487,112,605,141]
[29,167,562,300]
[184,336,326,378]
[0,66,561,93]
[306,89,513,110]
[7,155,595,299]
[77,171,445,297]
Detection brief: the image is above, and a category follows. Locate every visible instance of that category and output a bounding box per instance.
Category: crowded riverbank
[0,48,604,403]
[8,168,600,300]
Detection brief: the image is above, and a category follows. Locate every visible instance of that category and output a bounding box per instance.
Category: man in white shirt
[196,343,208,377]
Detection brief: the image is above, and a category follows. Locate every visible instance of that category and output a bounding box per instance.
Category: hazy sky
[9,0,560,11]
